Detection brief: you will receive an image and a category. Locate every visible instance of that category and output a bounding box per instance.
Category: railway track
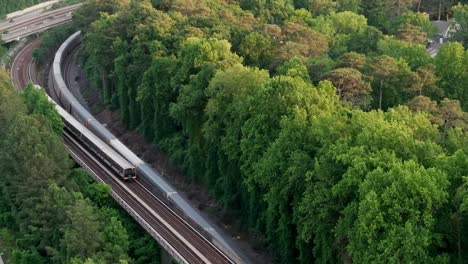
[64,130,203,263]
[64,129,233,263]
[11,37,42,89]
[11,24,239,264]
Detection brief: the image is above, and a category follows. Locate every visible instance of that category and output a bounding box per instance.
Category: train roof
[136,163,235,256]
[52,97,135,171]
[109,139,145,166]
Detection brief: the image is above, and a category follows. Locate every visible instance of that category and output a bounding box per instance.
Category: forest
[0,71,160,263]
[66,0,468,263]
[69,0,468,263]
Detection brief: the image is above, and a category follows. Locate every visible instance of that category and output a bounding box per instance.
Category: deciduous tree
[324,67,372,108]
[336,52,366,69]
[397,23,428,45]
[435,42,468,110]
[349,161,448,263]
[367,55,407,109]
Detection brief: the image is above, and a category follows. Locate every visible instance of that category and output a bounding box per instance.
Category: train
[48,94,137,180]
[50,31,241,263]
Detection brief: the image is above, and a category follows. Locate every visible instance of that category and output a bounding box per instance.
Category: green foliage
[239,0,294,24]
[366,55,413,109]
[337,0,361,13]
[73,1,468,263]
[305,56,337,83]
[298,107,449,263]
[276,57,310,81]
[33,23,76,64]
[347,25,384,54]
[361,0,419,32]
[336,51,366,69]
[238,31,272,67]
[397,23,428,45]
[395,11,437,37]
[50,0,85,10]
[349,160,449,263]
[73,0,130,31]
[452,3,468,47]
[21,83,63,134]
[309,11,369,57]
[0,40,7,61]
[323,67,371,108]
[308,0,337,16]
[274,22,329,61]
[204,64,270,207]
[377,37,432,70]
[0,70,160,263]
[435,42,468,110]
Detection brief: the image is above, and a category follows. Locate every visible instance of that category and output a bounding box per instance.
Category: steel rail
[63,130,193,264]
[10,37,41,89]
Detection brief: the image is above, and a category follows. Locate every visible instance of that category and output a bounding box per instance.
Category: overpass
[0,4,81,43]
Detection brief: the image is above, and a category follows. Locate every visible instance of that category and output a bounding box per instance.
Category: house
[427,20,452,57]
[432,20,451,42]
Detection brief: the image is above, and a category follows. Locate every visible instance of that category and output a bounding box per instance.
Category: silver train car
[49,94,136,180]
[51,31,243,263]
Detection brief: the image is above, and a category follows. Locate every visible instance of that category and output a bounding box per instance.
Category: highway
[0,4,81,43]
[8,4,244,264]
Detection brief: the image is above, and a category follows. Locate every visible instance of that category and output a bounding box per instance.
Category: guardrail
[2,16,72,43]
[66,142,188,264]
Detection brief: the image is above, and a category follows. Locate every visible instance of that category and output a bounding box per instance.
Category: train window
[125,168,136,178]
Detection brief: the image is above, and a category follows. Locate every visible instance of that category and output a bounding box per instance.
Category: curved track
[11,37,41,89]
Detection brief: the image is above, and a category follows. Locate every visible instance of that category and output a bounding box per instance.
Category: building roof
[432,20,450,38]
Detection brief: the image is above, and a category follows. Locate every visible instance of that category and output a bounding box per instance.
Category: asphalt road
[0,4,81,43]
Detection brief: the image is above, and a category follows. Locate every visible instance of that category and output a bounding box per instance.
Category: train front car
[51,96,137,181]
[124,167,137,180]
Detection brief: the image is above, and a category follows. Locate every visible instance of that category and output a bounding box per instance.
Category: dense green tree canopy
[324,67,371,108]
[452,3,468,46]
[0,69,160,264]
[435,42,468,110]
[70,1,468,263]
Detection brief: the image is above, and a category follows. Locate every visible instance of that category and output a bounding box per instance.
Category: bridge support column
[161,248,174,264]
